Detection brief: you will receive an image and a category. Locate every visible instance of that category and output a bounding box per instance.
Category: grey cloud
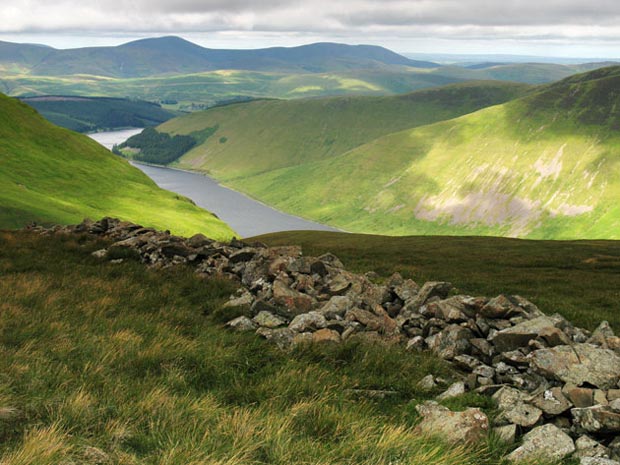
[335,0,620,27]
[2,0,620,47]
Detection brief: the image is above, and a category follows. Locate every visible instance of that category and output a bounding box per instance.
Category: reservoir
[88,129,339,237]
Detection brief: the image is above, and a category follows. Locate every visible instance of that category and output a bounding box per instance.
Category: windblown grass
[0,230,540,464]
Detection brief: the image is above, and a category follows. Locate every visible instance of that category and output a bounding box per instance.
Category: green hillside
[155,67,620,239]
[20,96,177,132]
[232,67,620,239]
[0,94,234,240]
[158,81,530,178]
[2,63,612,109]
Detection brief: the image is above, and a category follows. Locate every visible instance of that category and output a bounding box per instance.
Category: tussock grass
[0,230,539,464]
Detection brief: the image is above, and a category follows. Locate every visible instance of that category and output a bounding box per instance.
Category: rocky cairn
[29,218,620,464]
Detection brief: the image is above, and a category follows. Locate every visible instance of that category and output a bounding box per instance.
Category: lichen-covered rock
[572,404,620,433]
[530,387,573,416]
[493,386,543,427]
[426,324,473,360]
[506,424,575,463]
[311,328,341,344]
[272,278,316,314]
[580,459,620,465]
[415,401,488,444]
[529,344,620,389]
[253,311,287,329]
[409,282,453,309]
[479,294,524,319]
[491,316,563,352]
[226,316,257,332]
[318,296,353,320]
[574,435,610,459]
[223,289,254,308]
[289,311,328,332]
[437,381,466,400]
[255,327,295,350]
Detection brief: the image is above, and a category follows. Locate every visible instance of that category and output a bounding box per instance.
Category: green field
[1,228,605,464]
[159,66,620,240]
[0,93,234,240]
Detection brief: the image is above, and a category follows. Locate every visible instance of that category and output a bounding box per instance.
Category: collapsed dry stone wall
[28,218,620,464]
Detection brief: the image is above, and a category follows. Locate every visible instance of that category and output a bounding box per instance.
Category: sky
[1,0,620,58]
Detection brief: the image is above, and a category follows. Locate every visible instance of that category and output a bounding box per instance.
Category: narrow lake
[88,129,339,237]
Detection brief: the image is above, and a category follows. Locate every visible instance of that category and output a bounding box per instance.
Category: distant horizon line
[1,34,619,63]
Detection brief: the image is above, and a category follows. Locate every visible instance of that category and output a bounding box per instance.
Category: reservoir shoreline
[88,129,340,237]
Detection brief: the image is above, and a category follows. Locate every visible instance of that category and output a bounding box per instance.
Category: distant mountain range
[0,36,438,77]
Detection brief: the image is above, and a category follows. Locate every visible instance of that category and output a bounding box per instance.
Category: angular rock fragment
[253,311,287,329]
[289,311,328,332]
[491,316,563,352]
[574,435,610,459]
[529,344,620,389]
[572,404,620,433]
[437,381,466,400]
[226,316,257,332]
[311,328,341,344]
[415,401,488,444]
[506,424,575,463]
[530,387,573,416]
[426,325,473,360]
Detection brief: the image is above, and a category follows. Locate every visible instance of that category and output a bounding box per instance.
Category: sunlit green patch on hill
[165,66,620,239]
[0,230,532,465]
[159,80,530,178]
[0,94,234,240]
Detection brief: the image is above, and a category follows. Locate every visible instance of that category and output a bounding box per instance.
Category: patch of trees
[20,96,176,133]
[118,128,197,165]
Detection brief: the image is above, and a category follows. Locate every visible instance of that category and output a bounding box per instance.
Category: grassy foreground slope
[0,230,519,465]
[161,81,530,178]
[0,94,234,239]
[233,67,620,239]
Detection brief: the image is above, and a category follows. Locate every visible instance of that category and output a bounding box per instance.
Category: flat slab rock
[572,404,620,434]
[491,315,561,352]
[529,344,620,389]
[507,424,575,463]
[415,401,488,444]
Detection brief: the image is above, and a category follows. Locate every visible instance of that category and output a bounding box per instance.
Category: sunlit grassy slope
[164,67,620,239]
[160,81,530,178]
[239,67,620,239]
[0,94,234,239]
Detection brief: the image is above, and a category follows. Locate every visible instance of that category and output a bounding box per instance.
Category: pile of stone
[29,218,620,464]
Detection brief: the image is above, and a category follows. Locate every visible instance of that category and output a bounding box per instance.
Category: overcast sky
[1,0,620,58]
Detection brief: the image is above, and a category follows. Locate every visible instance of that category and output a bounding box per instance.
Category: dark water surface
[88,129,339,237]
